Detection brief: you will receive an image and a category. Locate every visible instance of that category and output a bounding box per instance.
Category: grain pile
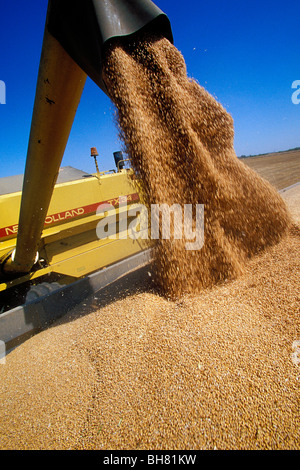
[103,33,291,298]
[0,217,299,450]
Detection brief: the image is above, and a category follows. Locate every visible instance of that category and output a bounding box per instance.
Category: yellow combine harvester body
[0,168,147,297]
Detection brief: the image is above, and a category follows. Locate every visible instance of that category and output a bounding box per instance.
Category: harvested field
[240,149,300,191]
[0,185,299,450]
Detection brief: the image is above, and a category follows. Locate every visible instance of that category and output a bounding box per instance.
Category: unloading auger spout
[1,0,173,275]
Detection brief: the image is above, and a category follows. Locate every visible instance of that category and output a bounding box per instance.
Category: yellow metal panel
[0,168,147,291]
[46,170,137,216]
[0,192,21,240]
[49,236,148,277]
[0,169,138,242]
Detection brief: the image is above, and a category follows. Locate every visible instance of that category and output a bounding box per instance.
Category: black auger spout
[47,0,173,95]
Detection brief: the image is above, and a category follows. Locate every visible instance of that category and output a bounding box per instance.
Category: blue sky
[0,0,299,177]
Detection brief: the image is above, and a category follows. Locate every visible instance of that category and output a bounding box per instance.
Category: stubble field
[240,148,300,191]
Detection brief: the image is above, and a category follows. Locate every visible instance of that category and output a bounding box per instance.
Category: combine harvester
[0,0,173,352]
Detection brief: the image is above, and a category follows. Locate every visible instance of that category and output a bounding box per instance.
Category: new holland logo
[44,207,85,225]
[0,193,140,239]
